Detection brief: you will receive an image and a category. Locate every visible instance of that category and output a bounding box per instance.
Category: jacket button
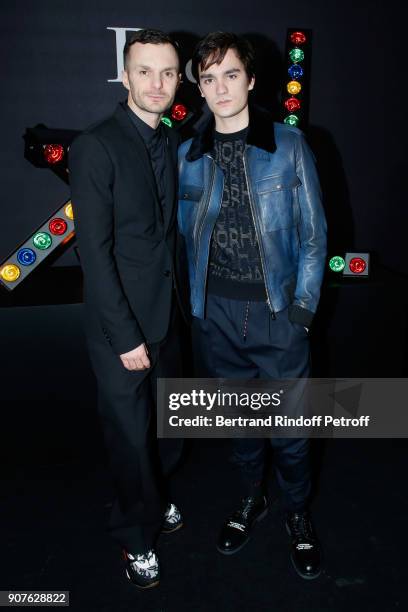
[164,270,171,277]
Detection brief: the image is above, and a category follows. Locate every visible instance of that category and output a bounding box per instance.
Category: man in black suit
[69,29,189,589]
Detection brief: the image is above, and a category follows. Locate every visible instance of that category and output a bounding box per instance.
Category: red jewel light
[284,97,301,112]
[49,218,68,236]
[349,257,366,274]
[171,104,187,121]
[44,144,64,164]
[290,31,307,45]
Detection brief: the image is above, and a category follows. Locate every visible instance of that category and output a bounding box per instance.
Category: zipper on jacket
[243,149,276,318]
[193,156,215,257]
[195,155,223,310]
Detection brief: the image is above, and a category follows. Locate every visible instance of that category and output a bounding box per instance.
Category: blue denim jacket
[177,106,327,327]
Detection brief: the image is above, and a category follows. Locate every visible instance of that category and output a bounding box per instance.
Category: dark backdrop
[0,0,398,273]
[1,1,405,379]
[1,8,406,607]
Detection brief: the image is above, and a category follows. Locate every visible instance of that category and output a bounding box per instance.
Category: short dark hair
[192,32,255,83]
[123,29,179,70]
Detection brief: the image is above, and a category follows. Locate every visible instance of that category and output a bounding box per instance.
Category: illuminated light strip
[0,199,75,291]
[281,28,312,130]
[328,253,370,276]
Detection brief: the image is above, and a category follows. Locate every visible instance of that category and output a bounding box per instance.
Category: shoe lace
[241,497,256,519]
[230,496,258,524]
[290,513,314,542]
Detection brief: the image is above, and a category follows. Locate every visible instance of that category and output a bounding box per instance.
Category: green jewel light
[161,117,173,128]
[33,231,52,250]
[289,48,304,63]
[329,256,345,272]
[284,114,300,127]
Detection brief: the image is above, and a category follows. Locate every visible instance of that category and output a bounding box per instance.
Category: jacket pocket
[256,175,301,232]
[179,184,204,202]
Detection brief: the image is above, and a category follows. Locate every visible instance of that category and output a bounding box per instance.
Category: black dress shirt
[126,103,167,206]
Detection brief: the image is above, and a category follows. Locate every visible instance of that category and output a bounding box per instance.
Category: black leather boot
[286,511,321,579]
[217,495,268,555]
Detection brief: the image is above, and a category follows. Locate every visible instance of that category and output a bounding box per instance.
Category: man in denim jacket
[178,32,327,579]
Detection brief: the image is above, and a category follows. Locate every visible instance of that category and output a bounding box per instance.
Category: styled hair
[123,29,179,69]
[192,31,255,82]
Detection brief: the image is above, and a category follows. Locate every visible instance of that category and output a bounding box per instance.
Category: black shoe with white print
[286,511,321,579]
[217,495,268,555]
[123,549,160,589]
[161,502,183,534]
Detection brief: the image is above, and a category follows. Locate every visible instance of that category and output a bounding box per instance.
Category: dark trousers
[85,301,183,553]
[193,294,311,512]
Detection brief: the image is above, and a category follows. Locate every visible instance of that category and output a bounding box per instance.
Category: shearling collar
[186,103,277,161]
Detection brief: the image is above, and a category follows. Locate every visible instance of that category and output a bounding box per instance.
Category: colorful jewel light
[287,80,302,95]
[289,48,304,63]
[17,248,36,266]
[288,64,304,80]
[64,202,74,220]
[284,97,301,112]
[33,232,52,250]
[43,144,64,164]
[290,31,307,45]
[0,264,20,282]
[349,257,366,274]
[284,114,300,127]
[171,104,187,121]
[329,256,345,272]
[49,218,67,235]
[161,117,173,128]
[0,197,76,291]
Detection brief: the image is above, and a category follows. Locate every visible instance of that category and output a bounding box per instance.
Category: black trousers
[193,294,311,512]
[85,300,183,553]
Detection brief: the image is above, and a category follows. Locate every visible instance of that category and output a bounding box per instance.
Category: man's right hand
[120,343,151,371]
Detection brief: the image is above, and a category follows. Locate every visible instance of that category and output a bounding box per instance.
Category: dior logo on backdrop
[107,27,195,83]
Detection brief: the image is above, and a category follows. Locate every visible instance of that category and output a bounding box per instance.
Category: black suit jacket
[69,102,190,354]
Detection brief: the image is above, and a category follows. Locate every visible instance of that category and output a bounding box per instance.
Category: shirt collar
[124,102,161,144]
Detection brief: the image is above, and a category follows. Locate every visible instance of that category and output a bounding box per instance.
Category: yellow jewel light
[1,264,21,282]
[287,80,302,95]
[64,202,74,220]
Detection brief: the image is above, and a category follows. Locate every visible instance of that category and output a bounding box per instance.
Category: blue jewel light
[288,64,304,80]
[17,248,37,266]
